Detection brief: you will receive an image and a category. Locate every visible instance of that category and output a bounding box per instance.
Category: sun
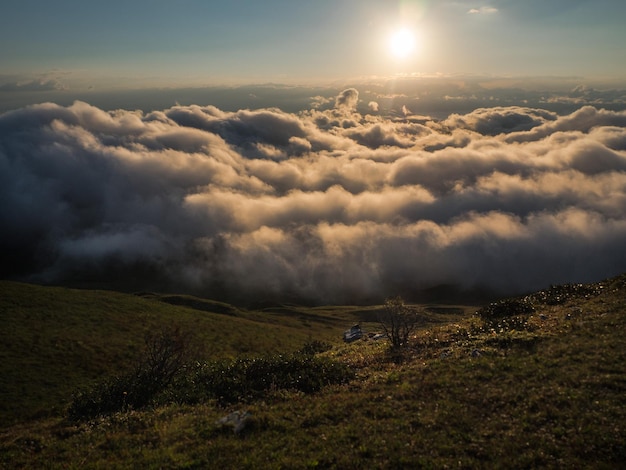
[388,28,417,59]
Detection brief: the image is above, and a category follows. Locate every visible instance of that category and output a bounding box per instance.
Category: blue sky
[2,0,626,89]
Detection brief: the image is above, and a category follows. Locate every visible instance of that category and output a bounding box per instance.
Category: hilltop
[1,274,625,468]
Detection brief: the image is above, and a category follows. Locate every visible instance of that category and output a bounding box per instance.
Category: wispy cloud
[1,91,625,303]
[0,78,66,92]
[468,6,498,15]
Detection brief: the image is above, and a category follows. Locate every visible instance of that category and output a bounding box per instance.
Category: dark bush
[69,329,352,419]
[299,340,332,356]
[68,369,159,420]
[476,298,535,320]
[527,283,604,305]
[169,353,354,405]
[68,326,192,421]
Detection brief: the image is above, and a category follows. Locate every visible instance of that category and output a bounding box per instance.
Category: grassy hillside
[1,275,625,468]
[0,282,377,426]
[0,281,470,427]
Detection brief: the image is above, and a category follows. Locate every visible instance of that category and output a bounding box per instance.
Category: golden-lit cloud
[1,90,626,303]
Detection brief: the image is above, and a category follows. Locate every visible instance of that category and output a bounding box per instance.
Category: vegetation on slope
[0,282,359,426]
[1,274,625,468]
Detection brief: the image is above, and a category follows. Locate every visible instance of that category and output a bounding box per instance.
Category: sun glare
[388,28,417,59]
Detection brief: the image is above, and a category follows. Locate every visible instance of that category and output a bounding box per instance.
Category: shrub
[527,283,603,305]
[69,326,353,419]
[68,326,192,421]
[476,298,535,320]
[299,340,333,356]
[378,296,421,350]
[169,353,354,405]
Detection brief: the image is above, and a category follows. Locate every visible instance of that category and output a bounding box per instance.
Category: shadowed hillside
[0,282,368,426]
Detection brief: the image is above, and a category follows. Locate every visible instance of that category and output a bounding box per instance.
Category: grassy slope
[1,275,625,468]
[0,282,369,426]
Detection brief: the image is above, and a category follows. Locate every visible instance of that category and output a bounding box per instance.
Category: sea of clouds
[2,88,626,304]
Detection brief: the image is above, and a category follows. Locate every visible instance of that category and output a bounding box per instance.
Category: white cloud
[0,79,66,92]
[1,89,625,303]
[468,6,498,15]
[368,101,379,112]
[334,88,359,111]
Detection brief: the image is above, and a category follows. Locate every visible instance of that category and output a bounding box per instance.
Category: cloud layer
[2,92,626,304]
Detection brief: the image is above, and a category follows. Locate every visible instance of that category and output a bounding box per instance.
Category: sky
[1,1,626,305]
[1,0,626,90]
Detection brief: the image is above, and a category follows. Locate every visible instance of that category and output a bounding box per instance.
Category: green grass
[0,282,371,426]
[1,275,625,468]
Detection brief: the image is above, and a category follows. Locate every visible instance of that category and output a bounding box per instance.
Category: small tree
[140,325,192,392]
[68,325,193,420]
[378,296,421,350]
